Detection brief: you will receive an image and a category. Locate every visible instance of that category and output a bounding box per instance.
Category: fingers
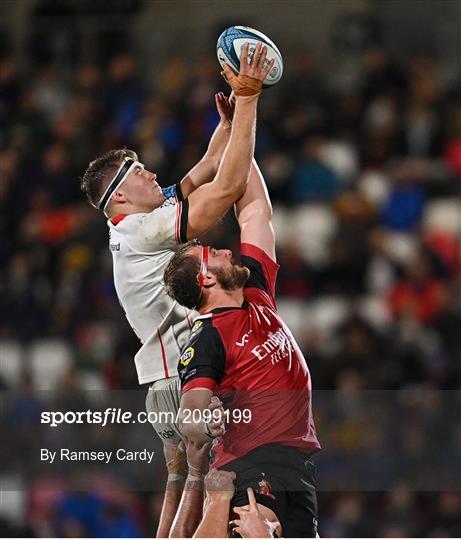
[208,396,223,410]
[255,43,267,68]
[239,42,250,66]
[247,487,258,510]
[261,58,275,79]
[238,41,274,84]
[222,63,236,81]
[233,506,248,517]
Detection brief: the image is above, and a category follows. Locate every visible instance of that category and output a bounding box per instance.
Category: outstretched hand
[221,42,275,96]
[182,435,210,477]
[231,488,281,538]
[215,91,235,130]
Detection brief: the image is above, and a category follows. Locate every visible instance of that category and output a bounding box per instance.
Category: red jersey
[178,243,321,468]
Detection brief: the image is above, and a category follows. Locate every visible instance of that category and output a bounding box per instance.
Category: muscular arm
[185,93,258,239]
[235,160,276,261]
[193,496,231,538]
[193,469,236,538]
[178,388,213,443]
[156,480,184,538]
[185,43,273,240]
[156,443,187,538]
[179,94,232,198]
[169,438,210,538]
[169,477,204,537]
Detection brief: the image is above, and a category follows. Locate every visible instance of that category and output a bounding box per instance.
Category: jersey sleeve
[178,321,226,394]
[241,243,280,308]
[162,182,184,202]
[128,198,189,252]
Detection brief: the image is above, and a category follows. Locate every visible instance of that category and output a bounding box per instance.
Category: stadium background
[1,0,461,537]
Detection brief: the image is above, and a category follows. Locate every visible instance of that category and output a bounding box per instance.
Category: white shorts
[145,376,182,445]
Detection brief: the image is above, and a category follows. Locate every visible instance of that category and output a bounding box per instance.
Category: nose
[224,249,232,258]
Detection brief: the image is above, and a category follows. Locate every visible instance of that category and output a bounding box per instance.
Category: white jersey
[107,185,194,384]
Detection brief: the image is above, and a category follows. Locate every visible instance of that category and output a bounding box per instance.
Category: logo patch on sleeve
[191,320,203,333]
[180,346,195,366]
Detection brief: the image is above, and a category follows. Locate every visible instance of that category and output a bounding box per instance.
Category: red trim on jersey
[240,242,277,265]
[157,329,170,379]
[175,202,182,244]
[182,377,217,393]
[111,214,128,225]
[241,242,279,299]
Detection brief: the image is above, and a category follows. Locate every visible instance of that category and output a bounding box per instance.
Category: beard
[213,263,250,291]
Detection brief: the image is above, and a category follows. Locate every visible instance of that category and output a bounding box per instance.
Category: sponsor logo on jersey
[251,327,294,364]
[180,346,195,367]
[158,429,175,440]
[236,329,252,347]
[256,473,276,499]
[109,242,120,251]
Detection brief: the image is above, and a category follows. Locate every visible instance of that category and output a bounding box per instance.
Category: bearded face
[211,261,250,291]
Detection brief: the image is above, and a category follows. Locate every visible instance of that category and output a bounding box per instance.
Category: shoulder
[178,315,226,392]
[184,315,222,348]
[241,243,279,304]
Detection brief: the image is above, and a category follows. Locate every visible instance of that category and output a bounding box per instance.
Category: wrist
[186,473,204,484]
[188,464,205,479]
[235,94,260,104]
[207,492,234,503]
[218,119,232,131]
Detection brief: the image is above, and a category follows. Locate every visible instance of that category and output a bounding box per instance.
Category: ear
[201,273,217,289]
[112,191,127,203]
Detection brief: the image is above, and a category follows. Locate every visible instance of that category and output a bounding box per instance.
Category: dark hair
[80,148,138,209]
[164,242,203,309]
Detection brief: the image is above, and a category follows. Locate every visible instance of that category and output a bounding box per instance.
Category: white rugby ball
[216,25,283,87]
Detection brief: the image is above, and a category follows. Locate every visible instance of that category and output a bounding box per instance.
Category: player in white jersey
[80,44,274,537]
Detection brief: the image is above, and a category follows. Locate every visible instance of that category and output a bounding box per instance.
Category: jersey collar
[110,214,128,225]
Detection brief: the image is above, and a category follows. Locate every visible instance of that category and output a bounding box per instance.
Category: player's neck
[199,288,244,314]
[107,198,165,218]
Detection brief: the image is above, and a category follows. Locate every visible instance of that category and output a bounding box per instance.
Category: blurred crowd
[1,36,461,537]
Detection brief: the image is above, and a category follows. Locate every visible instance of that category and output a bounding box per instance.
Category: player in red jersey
[164,162,321,537]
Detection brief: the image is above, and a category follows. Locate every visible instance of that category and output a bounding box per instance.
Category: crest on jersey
[256,473,275,499]
[191,320,203,333]
[180,346,195,367]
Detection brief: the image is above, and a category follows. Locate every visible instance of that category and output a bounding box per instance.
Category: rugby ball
[217,26,283,87]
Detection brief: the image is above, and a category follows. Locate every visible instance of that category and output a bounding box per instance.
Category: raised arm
[179,93,233,198]
[185,43,274,240]
[168,437,210,538]
[193,469,236,538]
[235,159,276,261]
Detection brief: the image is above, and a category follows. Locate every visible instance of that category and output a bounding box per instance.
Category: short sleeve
[126,198,189,252]
[241,243,279,307]
[162,183,184,202]
[178,321,226,393]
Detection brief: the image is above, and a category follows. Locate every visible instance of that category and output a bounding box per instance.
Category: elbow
[239,205,273,225]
